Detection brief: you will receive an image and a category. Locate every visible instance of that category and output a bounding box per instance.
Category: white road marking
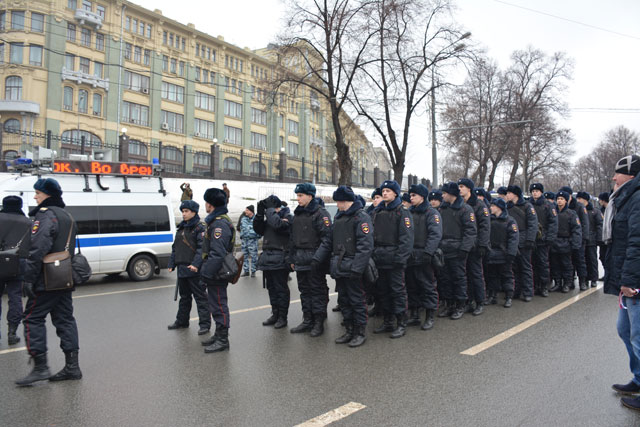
[0,347,27,355]
[295,402,366,426]
[73,284,174,299]
[461,284,603,356]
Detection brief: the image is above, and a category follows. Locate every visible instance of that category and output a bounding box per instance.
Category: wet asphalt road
[0,272,639,427]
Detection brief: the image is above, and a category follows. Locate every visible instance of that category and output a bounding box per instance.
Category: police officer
[597,191,610,279]
[496,186,508,201]
[254,195,293,329]
[406,184,442,329]
[366,188,382,215]
[458,178,490,315]
[550,190,582,293]
[429,190,443,209]
[577,191,603,288]
[16,178,81,386]
[371,180,413,338]
[486,198,519,307]
[437,182,477,320]
[530,183,558,297]
[401,192,412,209]
[200,188,234,353]
[314,186,373,347]
[288,183,332,337]
[559,186,589,290]
[506,185,538,301]
[544,191,556,204]
[474,188,492,207]
[167,200,210,335]
[0,196,31,345]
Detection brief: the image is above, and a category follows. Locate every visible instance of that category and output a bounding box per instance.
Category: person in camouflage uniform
[240,205,259,277]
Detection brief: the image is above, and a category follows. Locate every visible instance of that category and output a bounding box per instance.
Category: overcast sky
[133,0,640,179]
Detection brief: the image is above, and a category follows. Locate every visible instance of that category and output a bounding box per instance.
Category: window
[181,38,185,51]
[81,28,91,46]
[4,119,21,132]
[124,43,132,60]
[162,55,168,72]
[92,93,102,116]
[195,67,201,82]
[68,0,77,9]
[9,43,23,64]
[79,57,90,74]
[210,71,216,84]
[65,53,75,70]
[251,108,267,126]
[195,43,200,56]
[288,120,299,136]
[223,157,241,172]
[194,118,215,140]
[93,61,103,78]
[161,146,181,162]
[78,89,88,113]
[124,70,149,92]
[251,132,267,150]
[143,49,150,66]
[168,33,173,47]
[29,45,42,66]
[134,46,141,63]
[95,33,104,50]
[132,18,137,32]
[195,91,215,111]
[278,114,284,129]
[161,82,184,103]
[224,125,242,145]
[194,152,210,168]
[11,11,25,30]
[146,24,151,38]
[139,21,144,36]
[128,140,147,157]
[250,162,266,176]
[170,58,176,74]
[67,23,76,42]
[0,44,3,64]
[63,87,73,110]
[161,110,184,133]
[31,13,44,32]
[5,76,22,100]
[202,71,208,84]
[61,130,101,148]
[162,31,167,44]
[82,0,93,11]
[288,141,299,158]
[178,61,185,77]
[96,206,170,234]
[0,12,4,31]
[97,5,105,19]
[122,101,149,126]
[224,100,242,119]
[286,168,299,178]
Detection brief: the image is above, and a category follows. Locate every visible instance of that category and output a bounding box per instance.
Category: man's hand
[168,267,174,273]
[621,286,638,298]
[257,201,266,216]
[187,265,198,273]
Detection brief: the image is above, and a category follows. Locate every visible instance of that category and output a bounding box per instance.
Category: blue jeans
[617,296,640,385]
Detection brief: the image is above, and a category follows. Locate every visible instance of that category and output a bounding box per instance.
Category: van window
[66,206,99,234]
[65,205,170,235]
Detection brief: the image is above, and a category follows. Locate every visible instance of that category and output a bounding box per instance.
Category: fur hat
[332,186,355,202]
[380,180,401,196]
[559,186,573,195]
[401,193,411,203]
[371,188,382,199]
[441,182,460,197]
[203,188,227,207]
[355,195,366,207]
[544,191,555,200]
[428,190,443,202]
[33,178,62,197]
[598,192,610,203]
[497,186,508,195]
[615,154,640,176]
[507,185,523,198]
[2,195,23,213]
[556,190,571,202]
[457,178,474,190]
[529,183,544,192]
[491,198,507,211]
[294,182,316,196]
[576,191,590,201]
[179,200,200,213]
[409,184,429,199]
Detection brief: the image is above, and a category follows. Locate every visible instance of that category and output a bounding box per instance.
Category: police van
[0,158,175,281]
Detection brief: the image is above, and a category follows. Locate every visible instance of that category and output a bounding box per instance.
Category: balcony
[74,9,103,29]
[0,100,40,115]
[61,67,110,91]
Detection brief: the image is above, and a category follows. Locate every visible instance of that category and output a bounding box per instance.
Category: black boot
[450,301,464,320]
[309,316,325,337]
[290,313,313,333]
[204,327,229,353]
[332,304,341,312]
[335,323,353,344]
[167,321,189,330]
[472,303,484,316]
[49,351,82,381]
[348,324,366,347]
[504,296,513,308]
[561,279,570,293]
[579,277,588,291]
[274,310,288,329]
[367,304,378,317]
[407,308,420,326]
[373,315,394,334]
[437,300,451,318]
[390,313,407,339]
[591,280,598,288]
[549,279,560,292]
[262,308,278,326]
[421,309,435,330]
[201,329,219,346]
[15,354,51,386]
[541,283,549,297]
[569,277,576,290]
[8,323,20,345]
[465,301,476,314]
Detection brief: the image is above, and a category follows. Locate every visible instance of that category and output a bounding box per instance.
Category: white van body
[0,172,175,281]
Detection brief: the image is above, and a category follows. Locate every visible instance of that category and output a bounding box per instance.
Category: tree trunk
[393,161,405,187]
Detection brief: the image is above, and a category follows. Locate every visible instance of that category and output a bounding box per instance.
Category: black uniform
[406,201,442,312]
[569,198,589,283]
[438,196,477,305]
[0,209,31,333]
[314,201,373,328]
[288,198,332,321]
[531,196,558,294]
[550,205,582,287]
[254,205,293,323]
[465,193,490,307]
[507,198,538,298]
[487,210,519,299]
[585,202,603,283]
[168,215,210,331]
[598,204,608,274]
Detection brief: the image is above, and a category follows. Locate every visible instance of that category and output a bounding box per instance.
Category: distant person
[223,183,230,200]
[180,182,193,201]
[240,205,259,277]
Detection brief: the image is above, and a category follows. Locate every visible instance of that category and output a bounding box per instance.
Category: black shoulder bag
[0,228,30,280]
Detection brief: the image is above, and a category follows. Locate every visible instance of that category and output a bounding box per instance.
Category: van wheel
[128,254,155,281]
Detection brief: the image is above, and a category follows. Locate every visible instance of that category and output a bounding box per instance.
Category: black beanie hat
[34,178,62,197]
[544,191,555,200]
[333,186,356,202]
[203,188,227,207]
[556,190,571,202]
[559,186,573,195]
[615,155,640,176]
[246,204,255,213]
[491,198,507,211]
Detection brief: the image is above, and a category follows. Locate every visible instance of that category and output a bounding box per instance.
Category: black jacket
[254,207,293,271]
[531,196,558,244]
[465,193,490,251]
[507,197,538,248]
[371,197,414,269]
[438,196,477,258]
[168,215,205,278]
[288,198,332,271]
[488,210,519,264]
[569,198,590,244]
[408,201,442,265]
[551,205,582,254]
[585,202,603,246]
[200,206,234,284]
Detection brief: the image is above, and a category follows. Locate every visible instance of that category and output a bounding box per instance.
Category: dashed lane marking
[461,284,603,356]
[294,402,366,426]
[0,347,27,355]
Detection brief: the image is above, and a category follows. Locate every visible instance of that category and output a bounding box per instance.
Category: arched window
[194,151,210,167]
[61,130,102,147]
[286,168,299,178]
[63,87,73,110]
[223,157,241,172]
[250,161,266,177]
[128,139,148,163]
[3,119,21,132]
[5,76,22,100]
[161,145,182,173]
[78,89,88,113]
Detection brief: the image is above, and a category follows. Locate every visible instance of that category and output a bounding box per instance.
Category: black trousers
[264,269,290,315]
[513,247,534,298]
[336,277,368,326]
[376,268,407,315]
[466,249,486,304]
[23,290,79,357]
[296,270,329,317]
[406,262,438,310]
[176,276,211,329]
[0,278,23,326]
[440,256,468,302]
[487,262,514,297]
[585,245,599,282]
[598,244,608,275]
[572,242,588,278]
[206,282,230,329]
[532,244,551,291]
[550,251,573,283]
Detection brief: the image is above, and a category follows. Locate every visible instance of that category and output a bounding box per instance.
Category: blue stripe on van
[78,234,174,248]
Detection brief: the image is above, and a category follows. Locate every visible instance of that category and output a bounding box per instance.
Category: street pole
[431,68,438,188]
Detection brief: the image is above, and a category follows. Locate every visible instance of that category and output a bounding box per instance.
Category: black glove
[458,251,468,260]
[506,255,515,264]
[257,200,265,216]
[478,247,487,258]
[23,282,36,299]
[525,240,535,250]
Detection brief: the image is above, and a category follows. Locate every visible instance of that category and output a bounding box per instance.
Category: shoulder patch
[434,214,441,224]
[469,212,475,222]
[530,207,536,215]
[404,217,411,228]
[483,208,489,217]
[576,218,581,225]
[323,216,330,227]
[32,220,40,234]
[552,209,557,217]
[213,227,222,239]
[361,223,370,234]
[512,223,518,232]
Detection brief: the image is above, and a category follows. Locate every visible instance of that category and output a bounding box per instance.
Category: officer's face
[506,192,517,202]
[181,209,196,221]
[599,200,607,208]
[477,194,484,200]
[531,189,542,199]
[337,201,353,211]
[372,195,382,206]
[381,188,396,203]
[556,197,566,209]
[205,202,213,213]
[442,193,456,204]
[577,198,588,206]
[410,193,424,206]
[296,193,313,207]
[34,190,50,205]
[458,185,470,198]
[430,199,441,208]
[490,205,501,216]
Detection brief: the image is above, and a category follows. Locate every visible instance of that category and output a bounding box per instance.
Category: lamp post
[119,127,128,162]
